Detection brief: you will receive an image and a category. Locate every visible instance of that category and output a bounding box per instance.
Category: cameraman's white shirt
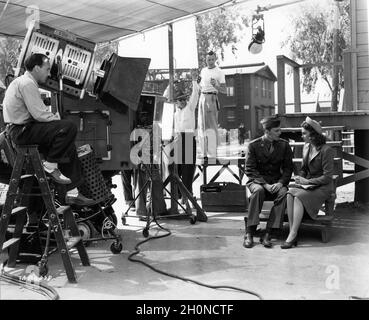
[174,81,200,133]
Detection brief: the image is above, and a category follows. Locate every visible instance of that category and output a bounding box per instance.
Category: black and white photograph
[0,0,368,306]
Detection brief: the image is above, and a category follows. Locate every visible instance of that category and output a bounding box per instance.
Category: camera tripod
[122,140,207,238]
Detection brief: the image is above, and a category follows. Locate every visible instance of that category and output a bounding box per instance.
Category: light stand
[55,55,64,115]
[248,14,265,55]
[161,139,207,222]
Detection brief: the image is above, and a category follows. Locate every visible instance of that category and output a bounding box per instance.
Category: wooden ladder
[0,145,90,283]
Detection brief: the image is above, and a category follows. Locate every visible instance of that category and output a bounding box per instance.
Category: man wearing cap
[173,70,200,210]
[244,116,293,248]
[198,51,226,158]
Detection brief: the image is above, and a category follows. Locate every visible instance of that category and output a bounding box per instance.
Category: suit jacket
[245,137,293,186]
[300,143,334,185]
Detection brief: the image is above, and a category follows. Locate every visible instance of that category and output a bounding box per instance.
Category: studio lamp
[248,14,265,54]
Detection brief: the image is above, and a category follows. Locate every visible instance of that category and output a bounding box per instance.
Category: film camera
[12,23,159,179]
[0,23,168,253]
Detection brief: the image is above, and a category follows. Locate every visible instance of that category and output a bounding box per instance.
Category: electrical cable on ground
[128,218,263,300]
[0,260,60,300]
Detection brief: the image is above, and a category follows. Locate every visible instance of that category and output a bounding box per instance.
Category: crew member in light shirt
[173,70,200,202]
[198,50,226,158]
[2,53,95,207]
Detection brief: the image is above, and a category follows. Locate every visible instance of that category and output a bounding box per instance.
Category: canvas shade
[0,0,240,43]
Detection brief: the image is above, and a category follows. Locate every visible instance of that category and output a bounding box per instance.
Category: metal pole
[168,23,174,102]
[167,23,179,214]
[331,0,342,111]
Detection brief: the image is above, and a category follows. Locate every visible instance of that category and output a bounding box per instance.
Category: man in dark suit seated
[244,116,293,248]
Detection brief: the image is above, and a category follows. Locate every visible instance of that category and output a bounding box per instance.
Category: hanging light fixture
[248,14,265,54]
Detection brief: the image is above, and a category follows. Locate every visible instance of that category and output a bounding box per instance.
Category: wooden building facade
[348,0,369,110]
[218,65,277,139]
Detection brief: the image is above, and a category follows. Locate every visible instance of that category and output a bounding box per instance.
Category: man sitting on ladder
[2,53,95,208]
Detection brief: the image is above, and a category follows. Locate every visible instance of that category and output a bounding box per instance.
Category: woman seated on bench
[282,116,334,249]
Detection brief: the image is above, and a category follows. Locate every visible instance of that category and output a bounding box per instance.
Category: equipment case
[200,182,248,212]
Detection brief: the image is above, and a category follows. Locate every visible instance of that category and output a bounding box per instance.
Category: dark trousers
[246,182,288,230]
[121,169,134,203]
[134,165,167,216]
[9,120,83,190]
[0,161,12,184]
[176,132,196,195]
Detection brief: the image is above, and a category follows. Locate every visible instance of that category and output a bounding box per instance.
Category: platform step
[20,174,35,180]
[11,206,27,216]
[290,141,343,147]
[56,206,71,215]
[66,236,82,249]
[293,157,342,163]
[2,237,20,251]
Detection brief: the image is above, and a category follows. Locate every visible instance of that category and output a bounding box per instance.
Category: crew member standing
[173,70,200,205]
[198,51,226,158]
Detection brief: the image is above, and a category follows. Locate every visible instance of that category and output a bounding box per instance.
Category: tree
[195,7,249,68]
[0,36,22,81]
[281,0,350,104]
[94,41,118,67]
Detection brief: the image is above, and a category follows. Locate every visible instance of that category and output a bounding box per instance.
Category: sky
[118,0,339,110]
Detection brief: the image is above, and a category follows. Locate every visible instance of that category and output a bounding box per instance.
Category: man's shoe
[65,193,96,206]
[45,168,71,185]
[243,233,254,248]
[260,232,273,248]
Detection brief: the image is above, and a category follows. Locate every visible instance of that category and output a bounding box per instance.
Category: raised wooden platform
[278,111,369,130]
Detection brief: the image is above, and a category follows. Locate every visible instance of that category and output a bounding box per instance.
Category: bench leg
[321,225,330,243]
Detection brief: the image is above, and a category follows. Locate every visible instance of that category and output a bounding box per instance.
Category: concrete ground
[1,143,369,300]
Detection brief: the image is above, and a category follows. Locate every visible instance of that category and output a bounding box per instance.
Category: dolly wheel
[77,221,94,247]
[110,241,123,254]
[190,215,197,225]
[142,228,149,238]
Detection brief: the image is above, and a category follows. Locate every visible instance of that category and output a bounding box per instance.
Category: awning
[0,0,238,43]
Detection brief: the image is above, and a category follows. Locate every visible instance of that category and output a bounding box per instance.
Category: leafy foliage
[195,7,249,68]
[0,36,22,81]
[94,41,118,67]
[281,0,350,94]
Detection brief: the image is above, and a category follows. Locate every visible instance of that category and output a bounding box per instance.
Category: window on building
[227,109,236,122]
[261,79,267,98]
[226,78,234,96]
[255,77,258,97]
[267,81,272,99]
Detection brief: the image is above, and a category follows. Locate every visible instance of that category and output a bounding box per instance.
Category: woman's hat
[305,116,322,134]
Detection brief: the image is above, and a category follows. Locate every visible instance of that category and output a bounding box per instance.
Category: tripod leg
[172,173,207,222]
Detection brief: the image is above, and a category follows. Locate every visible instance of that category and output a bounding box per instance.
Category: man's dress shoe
[243,233,254,248]
[260,233,273,248]
[46,168,71,185]
[65,193,96,206]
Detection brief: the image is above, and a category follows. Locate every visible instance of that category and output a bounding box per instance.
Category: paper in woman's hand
[289,182,318,190]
